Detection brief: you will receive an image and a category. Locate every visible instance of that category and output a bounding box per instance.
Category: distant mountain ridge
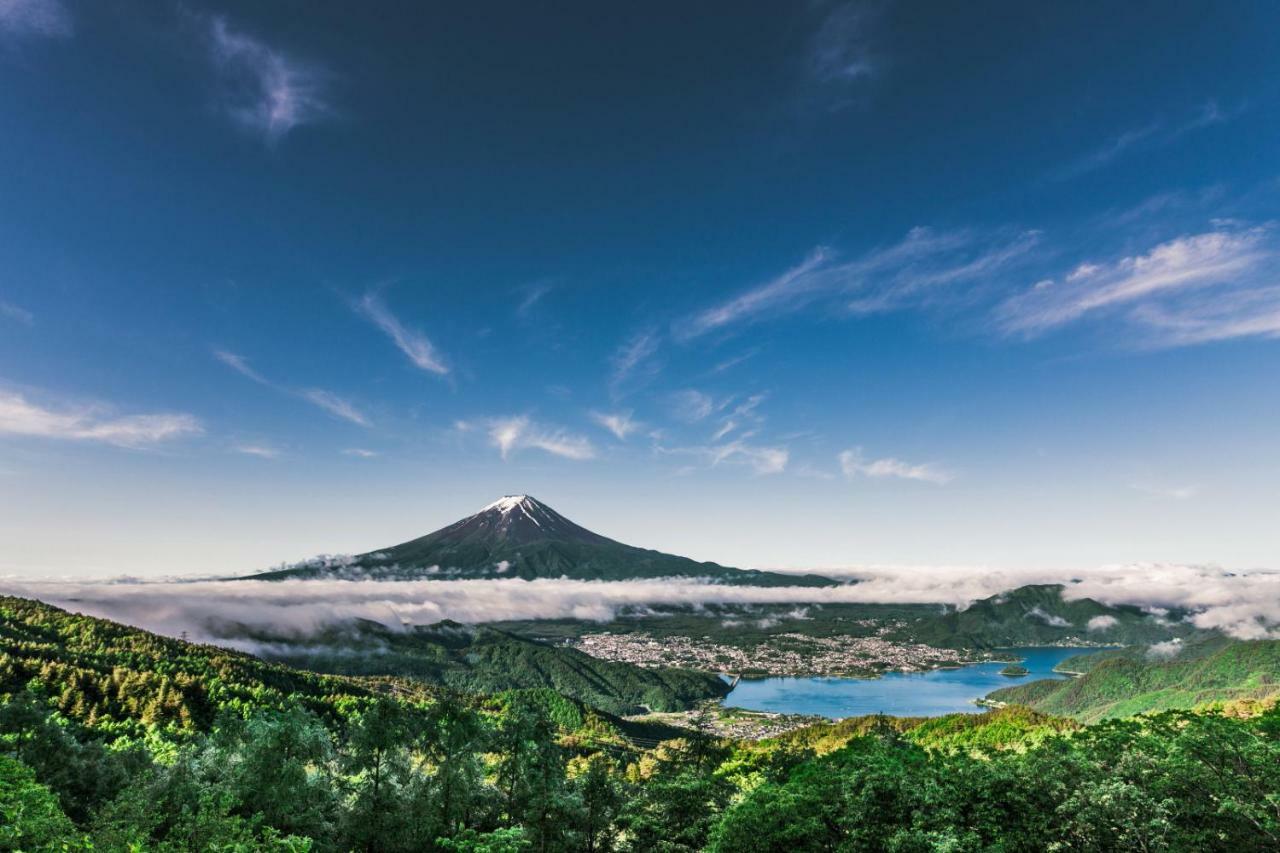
[252,494,835,587]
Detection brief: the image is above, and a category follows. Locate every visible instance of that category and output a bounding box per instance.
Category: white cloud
[4,563,1276,647]
[234,443,280,459]
[484,415,596,461]
[590,410,639,441]
[342,448,379,458]
[679,227,1036,339]
[1132,284,1280,346]
[1055,125,1161,181]
[714,440,788,475]
[839,448,952,484]
[205,15,332,143]
[0,300,34,325]
[711,393,767,442]
[660,437,790,476]
[216,350,371,427]
[214,350,270,385]
[0,0,71,38]
[516,282,552,318]
[805,1,883,111]
[998,225,1276,340]
[300,389,370,427]
[0,390,201,448]
[1132,483,1198,500]
[356,292,449,375]
[609,329,661,394]
[1027,606,1071,628]
[1146,639,1183,660]
[681,248,832,339]
[668,389,718,422]
[1053,102,1232,181]
[810,3,875,84]
[1086,615,1118,632]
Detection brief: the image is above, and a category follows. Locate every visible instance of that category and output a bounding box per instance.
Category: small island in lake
[1000,664,1030,677]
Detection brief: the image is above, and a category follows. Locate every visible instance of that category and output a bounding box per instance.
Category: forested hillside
[987,637,1280,721]
[0,597,726,718]
[894,584,1202,649]
[3,596,1279,851]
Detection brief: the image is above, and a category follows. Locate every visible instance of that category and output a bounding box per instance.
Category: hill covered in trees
[0,596,726,719]
[987,637,1280,721]
[247,618,729,716]
[3,595,1279,851]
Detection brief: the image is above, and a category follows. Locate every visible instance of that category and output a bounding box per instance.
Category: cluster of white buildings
[573,630,980,677]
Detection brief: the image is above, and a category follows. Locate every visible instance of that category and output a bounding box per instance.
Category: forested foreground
[2,597,1279,851]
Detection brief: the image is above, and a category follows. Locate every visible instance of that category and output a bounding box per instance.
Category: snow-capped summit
[482,495,533,514]
[461,495,604,545]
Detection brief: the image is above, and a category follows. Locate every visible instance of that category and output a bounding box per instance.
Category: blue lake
[722,647,1096,718]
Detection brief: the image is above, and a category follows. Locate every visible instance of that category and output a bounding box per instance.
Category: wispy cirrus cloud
[0,0,72,39]
[215,350,371,427]
[667,389,721,423]
[681,248,832,339]
[0,389,201,448]
[711,393,766,442]
[839,448,952,484]
[659,437,790,476]
[0,300,34,325]
[462,415,596,461]
[355,292,449,376]
[203,15,333,144]
[997,223,1279,344]
[608,329,661,396]
[806,1,883,110]
[233,443,280,459]
[679,227,1037,339]
[590,410,639,441]
[214,349,270,385]
[515,281,553,319]
[1052,101,1232,182]
[714,440,789,475]
[299,389,370,427]
[342,448,379,458]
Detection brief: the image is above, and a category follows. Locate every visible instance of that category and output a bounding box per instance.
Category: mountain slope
[985,638,1280,721]
[242,617,730,715]
[252,494,834,586]
[0,595,693,740]
[887,584,1203,649]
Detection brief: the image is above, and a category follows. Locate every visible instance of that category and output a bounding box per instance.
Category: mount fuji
[253,495,834,586]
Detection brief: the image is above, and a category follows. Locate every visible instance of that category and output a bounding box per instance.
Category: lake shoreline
[720,647,1105,720]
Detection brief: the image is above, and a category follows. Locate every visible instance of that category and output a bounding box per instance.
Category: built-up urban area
[572,630,987,678]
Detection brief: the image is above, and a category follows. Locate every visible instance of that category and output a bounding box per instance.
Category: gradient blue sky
[2,1,1278,577]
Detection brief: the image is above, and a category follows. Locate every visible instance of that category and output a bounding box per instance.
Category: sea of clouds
[1,563,1277,647]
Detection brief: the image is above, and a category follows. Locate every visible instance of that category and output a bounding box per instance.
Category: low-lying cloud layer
[3,564,1278,649]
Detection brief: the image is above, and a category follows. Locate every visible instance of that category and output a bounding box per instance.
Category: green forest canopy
[1,595,1278,852]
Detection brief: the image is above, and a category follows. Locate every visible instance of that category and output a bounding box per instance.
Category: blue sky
[2,0,1278,576]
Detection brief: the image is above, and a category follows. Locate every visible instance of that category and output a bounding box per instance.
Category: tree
[0,754,84,851]
[218,707,338,842]
[341,698,415,851]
